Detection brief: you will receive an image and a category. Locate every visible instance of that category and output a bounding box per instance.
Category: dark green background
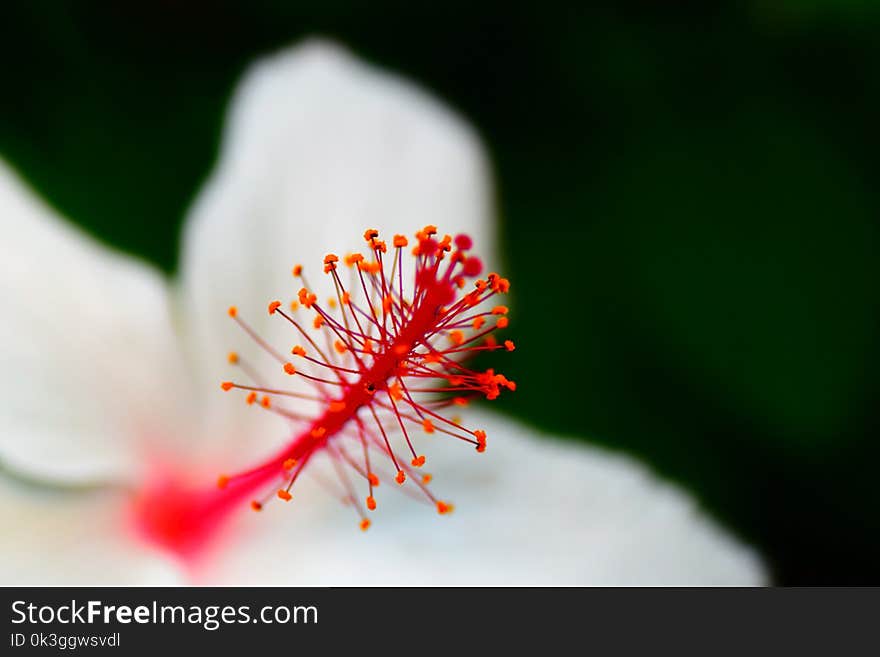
[2,2,878,584]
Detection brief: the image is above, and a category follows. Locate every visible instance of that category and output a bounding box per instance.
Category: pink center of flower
[134,226,514,563]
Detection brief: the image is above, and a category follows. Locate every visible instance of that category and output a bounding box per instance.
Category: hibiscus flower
[0,40,765,585]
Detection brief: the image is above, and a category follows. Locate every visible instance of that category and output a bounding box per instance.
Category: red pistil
[136,226,514,562]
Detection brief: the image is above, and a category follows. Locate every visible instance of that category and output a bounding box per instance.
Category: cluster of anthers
[219,226,514,531]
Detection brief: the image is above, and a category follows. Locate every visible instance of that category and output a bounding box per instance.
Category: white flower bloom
[0,40,766,585]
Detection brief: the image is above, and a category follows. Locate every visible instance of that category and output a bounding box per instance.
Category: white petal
[203,410,767,585]
[176,39,495,464]
[0,478,183,585]
[0,159,190,482]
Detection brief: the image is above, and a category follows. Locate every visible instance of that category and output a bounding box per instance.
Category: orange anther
[324,253,339,265]
[277,489,292,502]
[328,298,337,309]
[313,314,324,329]
[250,501,263,512]
[345,253,364,266]
[453,397,468,406]
[227,306,238,318]
[329,400,346,413]
[298,287,315,308]
[395,470,406,485]
[449,330,465,346]
[487,273,510,293]
[436,501,453,515]
[334,339,348,354]
[388,382,403,401]
[292,264,303,277]
[422,419,435,434]
[484,335,498,348]
[366,496,376,511]
[283,362,296,375]
[360,518,371,531]
[382,295,393,314]
[364,228,379,242]
[227,351,239,364]
[246,391,257,405]
[472,316,486,330]
[474,429,487,453]
[422,224,438,236]
[492,305,509,315]
[216,475,229,489]
[342,291,351,305]
[268,300,282,315]
[422,474,433,484]
[368,472,380,486]
[393,234,408,247]
[363,339,374,354]
[292,345,306,357]
[290,300,299,311]
[505,339,515,351]
[311,426,326,438]
[283,458,297,470]
[221,381,234,391]
[496,317,509,329]
[359,261,381,275]
[411,455,426,467]
[261,396,271,408]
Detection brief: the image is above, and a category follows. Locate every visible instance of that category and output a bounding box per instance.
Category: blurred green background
[2,1,878,584]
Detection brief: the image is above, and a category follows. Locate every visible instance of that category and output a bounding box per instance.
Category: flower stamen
[137,226,514,557]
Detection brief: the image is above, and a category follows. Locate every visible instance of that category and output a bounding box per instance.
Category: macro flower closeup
[0,40,765,585]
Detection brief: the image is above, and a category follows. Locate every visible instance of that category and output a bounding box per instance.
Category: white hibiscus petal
[0,159,190,483]
[203,409,766,585]
[0,478,183,585]
[177,39,494,464]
